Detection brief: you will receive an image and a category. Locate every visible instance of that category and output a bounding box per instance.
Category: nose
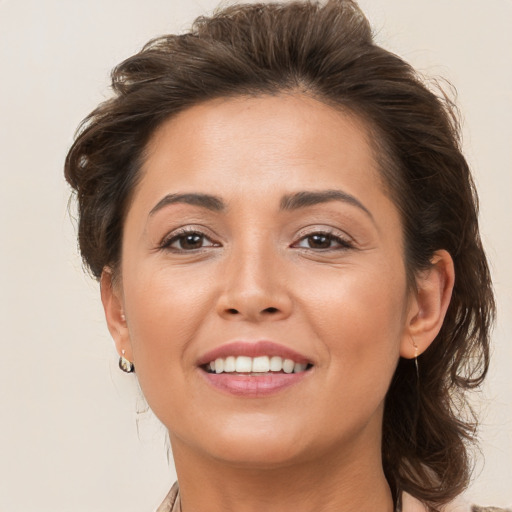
[215,246,292,323]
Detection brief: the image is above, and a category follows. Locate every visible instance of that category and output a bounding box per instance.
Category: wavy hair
[64,1,495,509]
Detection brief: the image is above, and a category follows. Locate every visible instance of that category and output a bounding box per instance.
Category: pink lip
[197,340,311,366]
[196,341,313,398]
[201,371,309,397]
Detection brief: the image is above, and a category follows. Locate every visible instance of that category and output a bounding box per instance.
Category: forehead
[138,93,386,201]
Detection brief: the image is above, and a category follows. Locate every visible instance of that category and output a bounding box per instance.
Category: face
[111,94,415,468]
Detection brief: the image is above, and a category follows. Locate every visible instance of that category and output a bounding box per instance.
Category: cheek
[312,291,404,439]
[120,265,214,402]
[301,263,406,382]
[124,262,214,341]
[302,259,407,337]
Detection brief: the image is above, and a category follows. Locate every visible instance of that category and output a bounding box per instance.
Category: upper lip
[197,340,312,366]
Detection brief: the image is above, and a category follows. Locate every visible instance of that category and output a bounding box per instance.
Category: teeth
[282,359,295,374]
[269,356,283,371]
[206,355,310,374]
[235,356,252,373]
[252,356,270,372]
[294,362,307,373]
[224,356,236,372]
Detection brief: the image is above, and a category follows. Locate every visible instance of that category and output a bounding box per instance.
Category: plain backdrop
[0,0,510,510]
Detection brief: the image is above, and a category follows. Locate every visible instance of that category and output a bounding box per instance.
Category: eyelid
[291,226,355,250]
[294,225,353,241]
[159,225,221,251]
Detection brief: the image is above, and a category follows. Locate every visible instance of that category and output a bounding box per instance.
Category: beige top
[155,482,510,512]
[156,482,180,512]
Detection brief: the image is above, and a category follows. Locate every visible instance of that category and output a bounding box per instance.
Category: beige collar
[156,483,494,512]
[402,492,429,511]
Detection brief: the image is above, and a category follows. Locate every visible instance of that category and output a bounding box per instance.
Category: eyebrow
[149,193,225,216]
[280,190,373,220]
[148,189,373,221]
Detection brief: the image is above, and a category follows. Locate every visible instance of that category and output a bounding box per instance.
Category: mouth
[202,355,313,375]
[197,341,314,396]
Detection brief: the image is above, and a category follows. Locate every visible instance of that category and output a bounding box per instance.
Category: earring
[411,337,419,379]
[119,349,135,373]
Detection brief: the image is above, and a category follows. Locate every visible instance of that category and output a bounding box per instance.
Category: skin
[101,94,454,512]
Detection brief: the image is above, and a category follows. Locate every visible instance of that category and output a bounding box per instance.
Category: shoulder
[154,486,511,512]
[155,482,180,512]
[402,493,511,512]
[402,492,430,511]
[471,507,512,512]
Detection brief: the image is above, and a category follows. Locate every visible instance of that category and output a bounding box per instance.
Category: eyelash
[159,228,219,252]
[159,227,353,253]
[292,230,354,251]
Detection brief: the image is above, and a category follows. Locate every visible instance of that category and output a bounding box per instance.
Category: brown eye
[307,234,332,249]
[177,233,205,250]
[294,232,353,251]
[162,231,218,251]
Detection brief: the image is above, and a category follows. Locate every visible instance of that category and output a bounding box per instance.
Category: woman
[64,1,500,511]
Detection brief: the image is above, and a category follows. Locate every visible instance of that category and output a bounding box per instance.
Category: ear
[100,268,133,362]
[400,250,455,359]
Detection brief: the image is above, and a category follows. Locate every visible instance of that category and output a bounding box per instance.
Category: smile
[204,355,311,374]
[198,341,314,396]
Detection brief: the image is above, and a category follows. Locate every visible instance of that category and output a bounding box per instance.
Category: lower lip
[200,370,309,397]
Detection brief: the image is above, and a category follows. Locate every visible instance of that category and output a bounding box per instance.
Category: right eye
[161,230,218,251]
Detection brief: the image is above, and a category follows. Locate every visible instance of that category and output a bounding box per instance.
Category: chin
[209,440,310,469]
[179,417,314,468]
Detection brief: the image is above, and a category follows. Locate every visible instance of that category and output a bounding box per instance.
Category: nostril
[221,306,283,318]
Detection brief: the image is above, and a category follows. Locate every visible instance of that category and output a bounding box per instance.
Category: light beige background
[0,0,510,510]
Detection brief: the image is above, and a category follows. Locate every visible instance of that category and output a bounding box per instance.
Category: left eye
[294,233,351,250]
[162,232,217,251]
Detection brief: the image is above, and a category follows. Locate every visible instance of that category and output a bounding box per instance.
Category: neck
[170,436,394,512]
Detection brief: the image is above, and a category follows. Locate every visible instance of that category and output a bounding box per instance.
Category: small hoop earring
[119,349,135,373]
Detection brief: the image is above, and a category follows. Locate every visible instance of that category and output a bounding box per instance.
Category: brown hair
[64,1,495,509]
